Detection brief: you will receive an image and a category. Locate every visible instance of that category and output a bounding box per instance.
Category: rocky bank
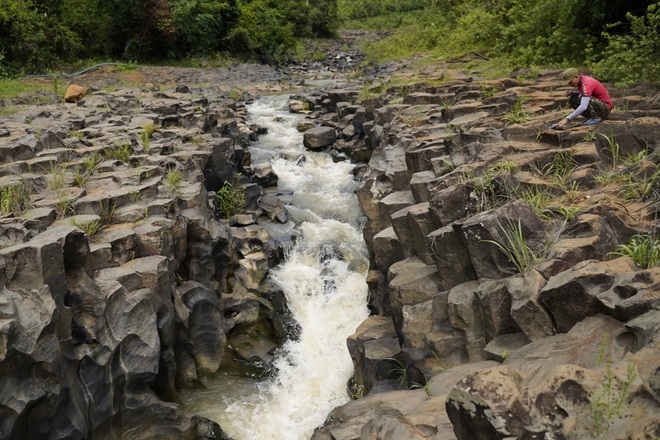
[0,40,659,440]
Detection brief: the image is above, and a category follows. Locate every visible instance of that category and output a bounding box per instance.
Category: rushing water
[180,94,370,440]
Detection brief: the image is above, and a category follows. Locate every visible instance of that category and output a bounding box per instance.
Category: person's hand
[556,117,569,129]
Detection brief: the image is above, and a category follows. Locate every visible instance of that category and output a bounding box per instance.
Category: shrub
[589,3,660,86]
[216,181,246,219]
[108,141,133,162]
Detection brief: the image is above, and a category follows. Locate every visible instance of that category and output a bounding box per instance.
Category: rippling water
[181,94,370,440]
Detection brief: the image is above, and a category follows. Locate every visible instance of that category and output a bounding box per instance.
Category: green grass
[54,192,74,218]
[618,168,660,202]
[387,357,409,388]
[590,334,637,436]
[483,220,542,275]
[82,151,103,171]
[543,150,578,185]
[164,170,184,197]
[518,186,552,219]
[140,124,157,154]
[557,205,579,221]
[599,132,621,169]
[108,141,133,162]
[0,181,31,215]
[47,165,70,190]
[503,101,532,125]
[70,218,103,238]
[0,78,50,98]
[610,233,660,269]
[216,180,246,219]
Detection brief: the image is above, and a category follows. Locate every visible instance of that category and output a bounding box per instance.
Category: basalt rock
[312,60,660,439]
[0,69,295,438]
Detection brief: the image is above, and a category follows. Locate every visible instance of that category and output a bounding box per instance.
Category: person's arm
[556,96,591,128]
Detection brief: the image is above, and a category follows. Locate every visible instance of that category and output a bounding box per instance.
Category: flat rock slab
[449,111,490,126]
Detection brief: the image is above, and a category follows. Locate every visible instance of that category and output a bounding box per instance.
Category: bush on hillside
[589,2,660,85]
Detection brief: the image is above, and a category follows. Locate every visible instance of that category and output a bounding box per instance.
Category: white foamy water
[181,94,370,440]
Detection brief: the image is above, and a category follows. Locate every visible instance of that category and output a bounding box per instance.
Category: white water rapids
[180,94,370,440]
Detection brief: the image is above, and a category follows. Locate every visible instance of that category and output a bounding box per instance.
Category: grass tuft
[610,232,660,269]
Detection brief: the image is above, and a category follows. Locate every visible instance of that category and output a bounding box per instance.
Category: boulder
[64,84,87,103]
[303,126,336,149]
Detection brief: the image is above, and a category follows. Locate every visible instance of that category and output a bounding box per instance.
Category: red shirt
[578,75,613,109]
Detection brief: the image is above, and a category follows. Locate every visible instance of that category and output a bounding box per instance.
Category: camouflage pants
[568,92,611,119]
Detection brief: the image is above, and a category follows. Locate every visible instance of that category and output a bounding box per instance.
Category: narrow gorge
[0,52,659,440]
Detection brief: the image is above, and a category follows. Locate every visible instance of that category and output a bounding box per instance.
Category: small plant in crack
[70,218,103,239]
[610,231,660,269]
[216,180,246,219]
[164,169,184,197]
[590,334,637,436]
[0,181,31,215]
[483,219,544,275]
[387,357,409,388]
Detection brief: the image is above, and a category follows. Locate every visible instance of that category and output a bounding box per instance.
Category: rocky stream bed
[1,33,660,439]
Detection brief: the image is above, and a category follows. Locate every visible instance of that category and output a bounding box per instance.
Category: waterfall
[181,94,370,440]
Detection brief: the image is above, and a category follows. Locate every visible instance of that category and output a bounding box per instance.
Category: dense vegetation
[340,0,660,85]
[0,0,658,85]
[0,0,338,72]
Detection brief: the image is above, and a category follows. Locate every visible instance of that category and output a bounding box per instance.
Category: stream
[180,93,370,440]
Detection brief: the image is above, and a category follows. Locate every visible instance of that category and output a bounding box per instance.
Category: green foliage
[0,0,113,72]
[347,379,364,399]
[0,0,655,84]
[164,169,184,196]
[47,165,70,190]
[558,205,579,221]
[73,167,91,187]
[618,168,660,202]
[387,357,409,388]
[311,50,327,62]
[503,101,532,125]
[518,185,552,219]
[470,164,516,214]
[590,334,637,436]
[353,1,659,85]
[483,220,543,275]
[0,0,338,69]
[0,77,50,98]
[141,124,156,154]
[70,218,103,238]
[599,132,621,169]
[543,150,578,185]
[610,233,660,269]
[216,180,246,219]
[338,0,426,20]
[82,151,103,172]
[225,0,297,64]
[54,191,74,218]
[108,141,133,162]
[0,181,31,215]
[590,2,660,86]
